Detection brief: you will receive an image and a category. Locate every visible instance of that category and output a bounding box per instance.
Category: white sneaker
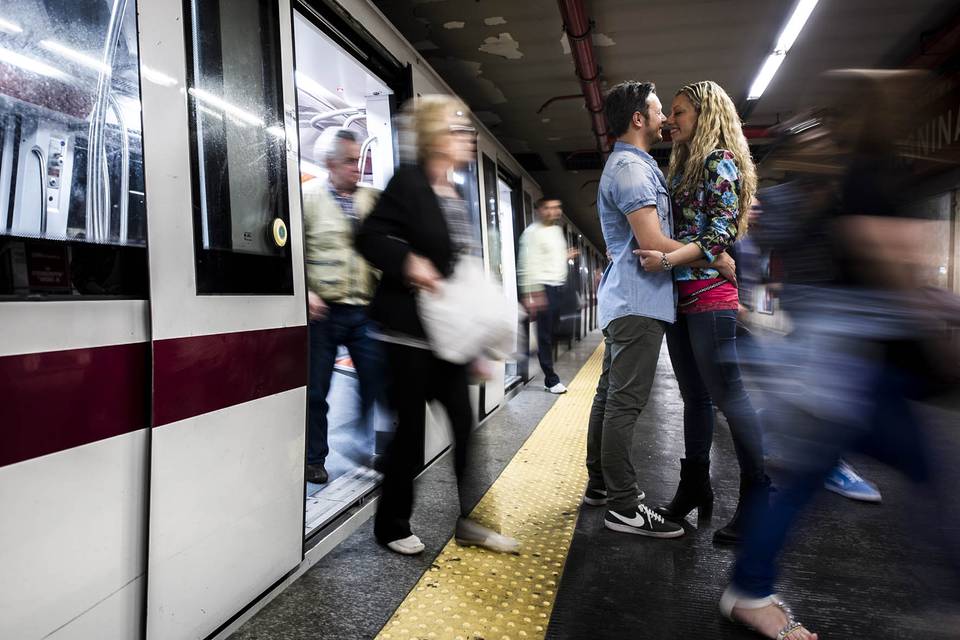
[545,382,568,394]
[455,517,520,554]
[386,534,425,555]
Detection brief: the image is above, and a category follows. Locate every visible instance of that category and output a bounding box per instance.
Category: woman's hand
[404,253,442,293]
[713,252,738,286]
[634,249,668,272]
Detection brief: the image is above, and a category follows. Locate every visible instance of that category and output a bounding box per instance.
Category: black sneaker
[582,487,646,506]
[604,504,685,538]
[306,464,328,484]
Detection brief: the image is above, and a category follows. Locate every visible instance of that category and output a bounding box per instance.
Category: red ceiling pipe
[557,0,610,156]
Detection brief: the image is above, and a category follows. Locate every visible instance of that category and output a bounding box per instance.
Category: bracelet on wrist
[659,252,673,271]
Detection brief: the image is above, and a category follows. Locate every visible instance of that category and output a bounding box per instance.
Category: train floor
[230,331,960,640]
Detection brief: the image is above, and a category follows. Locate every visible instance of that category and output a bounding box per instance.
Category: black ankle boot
[656,458,714,522]
[713,474,771,545]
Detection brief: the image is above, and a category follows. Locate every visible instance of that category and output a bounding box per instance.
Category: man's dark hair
[604,81,656,138]
[535,197,560,210]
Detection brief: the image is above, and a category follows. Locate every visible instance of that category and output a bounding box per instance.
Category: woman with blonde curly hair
[357,95,519,556]
[637,80,769,546]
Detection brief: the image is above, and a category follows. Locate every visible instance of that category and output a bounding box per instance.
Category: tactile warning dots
[376,345,604,640]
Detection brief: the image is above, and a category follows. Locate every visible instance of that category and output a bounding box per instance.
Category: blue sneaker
[824,460,882,503]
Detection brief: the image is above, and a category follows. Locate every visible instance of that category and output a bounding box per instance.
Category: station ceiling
[372,0,957,250]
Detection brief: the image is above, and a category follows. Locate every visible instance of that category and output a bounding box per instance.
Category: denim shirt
[596,142,677,328]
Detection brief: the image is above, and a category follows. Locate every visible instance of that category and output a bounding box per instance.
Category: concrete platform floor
[231,332,960,639]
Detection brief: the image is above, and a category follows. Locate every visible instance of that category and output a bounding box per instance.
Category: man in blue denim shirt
[582,81,735,538]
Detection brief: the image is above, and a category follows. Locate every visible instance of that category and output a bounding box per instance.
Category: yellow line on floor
[376,344,604,640]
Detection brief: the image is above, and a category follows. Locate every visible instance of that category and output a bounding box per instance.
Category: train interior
[293,8,399,536]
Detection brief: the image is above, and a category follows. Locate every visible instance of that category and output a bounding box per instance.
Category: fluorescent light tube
[747,53,786,100]
[775,0,819,53]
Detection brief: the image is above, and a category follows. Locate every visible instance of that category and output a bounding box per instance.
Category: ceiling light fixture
[747,0,818,101]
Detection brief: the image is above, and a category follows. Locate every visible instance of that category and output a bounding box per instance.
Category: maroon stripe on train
[0,343,150,468]
[152,326,308,427]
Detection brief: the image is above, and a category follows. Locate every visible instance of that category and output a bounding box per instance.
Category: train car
[0,0,600,638]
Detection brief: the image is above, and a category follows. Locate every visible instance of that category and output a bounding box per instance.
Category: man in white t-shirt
[518,198,572,394]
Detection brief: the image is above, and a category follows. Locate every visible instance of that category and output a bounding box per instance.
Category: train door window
[183,0,292,294]
[293,12,396,190]
[481,154,501,283]
[0,1,147,299]
[522,190,533,229]
[496,170,522,389]
[293,8,398,538]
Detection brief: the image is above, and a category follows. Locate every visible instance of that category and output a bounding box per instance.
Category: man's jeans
[307,303,384,467]
[586,315,665,511]
[665,310,766,482]
[536,284,564,387]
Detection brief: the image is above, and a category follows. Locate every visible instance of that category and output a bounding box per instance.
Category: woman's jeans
[731,344,934,598]
[665,310,766,482]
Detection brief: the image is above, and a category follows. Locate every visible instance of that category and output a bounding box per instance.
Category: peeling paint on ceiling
[483,16,507,26]
[479,32,523,59]
[560,32,617,54]
[593,32,616,47]
[443,21,465,29]
[414,40,440,51]
[428,57,508,104]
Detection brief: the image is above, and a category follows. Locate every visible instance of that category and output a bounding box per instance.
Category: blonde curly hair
[667,81,757,237]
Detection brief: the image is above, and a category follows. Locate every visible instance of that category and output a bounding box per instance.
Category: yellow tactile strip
[376,344,604,640]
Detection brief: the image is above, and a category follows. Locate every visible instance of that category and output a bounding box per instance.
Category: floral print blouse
[670,149,742,282]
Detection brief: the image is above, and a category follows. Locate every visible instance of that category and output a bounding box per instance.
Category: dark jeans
[665,310,765,482]
[732,363,935,597]
[536,284,565,387]
[374,343,474,543]
[307,303,384,467]
[586,315,665,511]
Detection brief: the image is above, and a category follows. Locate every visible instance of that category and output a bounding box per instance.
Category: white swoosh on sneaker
[611,510,646,528]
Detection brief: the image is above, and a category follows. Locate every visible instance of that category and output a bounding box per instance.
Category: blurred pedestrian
[721,69,958,640]
[303,128,383,485]
[518,198,572,394]
[357,95,518,556]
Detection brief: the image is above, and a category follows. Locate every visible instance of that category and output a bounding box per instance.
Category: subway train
[0,0,604,638]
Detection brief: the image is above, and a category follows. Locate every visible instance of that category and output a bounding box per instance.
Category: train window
[481,154,501,284]
[294,11,396,191]
[0,1,148,299]
[183,0,293,294]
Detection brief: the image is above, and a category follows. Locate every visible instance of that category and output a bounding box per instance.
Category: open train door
[138,0,308,638]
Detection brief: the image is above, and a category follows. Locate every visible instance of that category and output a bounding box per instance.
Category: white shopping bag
[417,256,516,364]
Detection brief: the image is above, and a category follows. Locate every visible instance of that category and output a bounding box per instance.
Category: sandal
[719,586,808,640]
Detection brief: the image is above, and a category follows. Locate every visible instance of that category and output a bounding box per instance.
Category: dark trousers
[732,364,936,597]
[665,310,765,482]
[536,284,565,387]
[586,315,665,511]
[307,303,384,467]
[374,343,474,543]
